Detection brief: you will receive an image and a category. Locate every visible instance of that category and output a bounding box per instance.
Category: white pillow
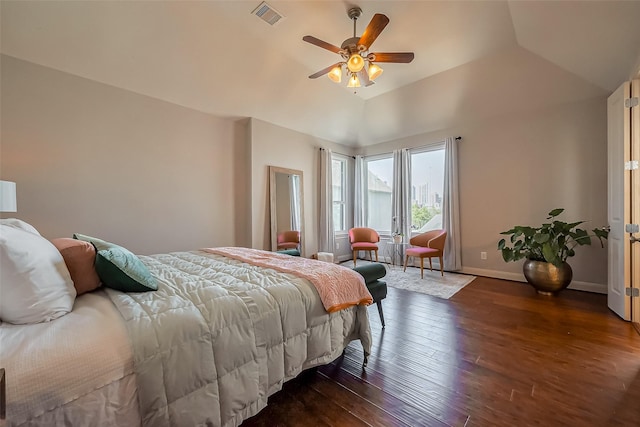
[0,224,76,324]
[1,218,41,235]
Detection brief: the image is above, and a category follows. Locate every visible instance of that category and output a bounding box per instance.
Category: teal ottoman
[277,249,300,256]
[353,263,388,328]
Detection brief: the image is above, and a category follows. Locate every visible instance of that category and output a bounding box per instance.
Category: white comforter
[1,250,371,427]
[106,250,372,427]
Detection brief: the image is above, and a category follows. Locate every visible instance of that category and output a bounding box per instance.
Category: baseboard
[336,254,353,263]
[460,267,523,281]
[460,267,607,294]
[333,258,607,295]
[566,281,607,294]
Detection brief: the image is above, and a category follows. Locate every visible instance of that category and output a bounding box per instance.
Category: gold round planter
[523,260,573,295]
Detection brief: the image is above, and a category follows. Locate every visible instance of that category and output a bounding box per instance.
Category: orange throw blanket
[203,247,373,313]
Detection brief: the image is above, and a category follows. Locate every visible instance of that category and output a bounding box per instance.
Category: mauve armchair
[403,229,447,278]
[277,230,300,250]
[348,227,380,267]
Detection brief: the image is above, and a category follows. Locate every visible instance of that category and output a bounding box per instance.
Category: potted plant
[498,208,608,295]
[391,216,404,243]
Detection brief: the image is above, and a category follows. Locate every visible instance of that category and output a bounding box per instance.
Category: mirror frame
[269,166,305,256]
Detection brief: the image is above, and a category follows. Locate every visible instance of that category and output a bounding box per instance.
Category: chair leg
[375,249,378,262]
[403,255,409,272]
[429,257,433,272]
[439,256,444,276]
[353,250,357,267]
[420,257,424,279]
[376,301,385,328]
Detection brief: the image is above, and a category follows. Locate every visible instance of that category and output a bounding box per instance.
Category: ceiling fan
[303,7,414,88]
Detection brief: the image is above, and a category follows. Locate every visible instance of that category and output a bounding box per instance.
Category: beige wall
[248,118,354,256]
[361,97,608,289]
[0,54,610,289]
[1,55,245,254]
[360,47,607,146]
[0,56,354,258]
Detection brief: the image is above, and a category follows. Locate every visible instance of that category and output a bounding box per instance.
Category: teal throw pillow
[73,233,157,292]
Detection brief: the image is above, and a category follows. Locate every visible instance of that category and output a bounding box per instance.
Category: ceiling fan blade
[370,52,415,63]
[358,13,389,50]
[303,35,342,54]
[308,63,342,79]
[358,69,374,87]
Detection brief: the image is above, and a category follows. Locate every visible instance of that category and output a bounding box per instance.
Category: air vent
[252,2,284,26]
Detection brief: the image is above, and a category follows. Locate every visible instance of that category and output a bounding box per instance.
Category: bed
[0,221,373,427]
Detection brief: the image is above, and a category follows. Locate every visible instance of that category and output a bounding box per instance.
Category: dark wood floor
[242,276,640,426]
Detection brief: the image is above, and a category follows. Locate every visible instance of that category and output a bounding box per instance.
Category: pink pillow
[51,238,101,295]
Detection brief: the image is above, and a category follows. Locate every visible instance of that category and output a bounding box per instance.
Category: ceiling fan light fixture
[347,73,361,88]
[367,63,383,81]
[346,54,365,73]
[303,9,414,88]
[328,65,342,83]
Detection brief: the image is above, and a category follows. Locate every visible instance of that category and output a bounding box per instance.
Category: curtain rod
[320,137,461,157]
[319,147,355,159]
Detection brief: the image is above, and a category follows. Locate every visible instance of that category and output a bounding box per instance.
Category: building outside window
[410,145,445,233]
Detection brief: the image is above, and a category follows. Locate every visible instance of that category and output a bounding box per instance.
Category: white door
[607,81,631,320]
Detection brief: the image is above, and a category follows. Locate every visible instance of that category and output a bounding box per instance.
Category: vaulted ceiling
[2,1,640,146]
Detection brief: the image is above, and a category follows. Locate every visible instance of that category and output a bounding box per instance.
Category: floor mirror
[269,166,304,256]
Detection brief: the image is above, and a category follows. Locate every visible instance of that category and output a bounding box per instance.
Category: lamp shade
[0,181,17,212]
[367,63,383,81]
[346,54,365,73]
[328,65,342,83]
[347,73,361,88]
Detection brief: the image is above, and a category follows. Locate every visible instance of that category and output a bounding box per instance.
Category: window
[365,155,393,232]
[410,145,445,233]
[332,157,347,232]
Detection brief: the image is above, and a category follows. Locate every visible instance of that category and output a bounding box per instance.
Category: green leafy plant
[498,208,608,267]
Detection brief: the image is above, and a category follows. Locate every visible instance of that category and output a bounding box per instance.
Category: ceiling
[2,1,640,147]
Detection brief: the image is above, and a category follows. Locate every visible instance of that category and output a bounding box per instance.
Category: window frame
[331,155,348,233]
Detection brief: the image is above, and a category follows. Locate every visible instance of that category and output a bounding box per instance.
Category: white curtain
[353,155,366,228]
[443,136,462,271]
[391,149,412,239]
[318,148,335,254]
[289,174,301,231]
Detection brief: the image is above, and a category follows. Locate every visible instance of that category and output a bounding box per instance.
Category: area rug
[344,260,476,300]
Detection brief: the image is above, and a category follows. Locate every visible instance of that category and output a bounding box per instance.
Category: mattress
[0,290,139,426]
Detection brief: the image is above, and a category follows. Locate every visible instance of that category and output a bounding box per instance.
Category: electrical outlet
[336,242,340,249]
[480,251,487,260]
